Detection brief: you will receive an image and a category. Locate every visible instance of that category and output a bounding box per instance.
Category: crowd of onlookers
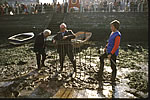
[0,2,43,15]
[82,0,148,12]
[0,1,69,16]
[0,0,148,16]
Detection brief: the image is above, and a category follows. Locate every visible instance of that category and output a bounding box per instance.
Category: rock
[11,62,16,65]
[61,74,67,78]
[135,46,143,52]
[88,77,95,81]
[127,44,135,51]
[123,47,128,52]
[12,91,19,97]
[26,86,33,91]
[57,74,63,80]
[0,87,13,97]
[17,61,27,65]
[0,81,14,88]
[136,91,148,98]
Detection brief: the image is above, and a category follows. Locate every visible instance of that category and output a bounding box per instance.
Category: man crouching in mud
[34,29,51,70]
[53,23,76,73]
[98,20,121,91]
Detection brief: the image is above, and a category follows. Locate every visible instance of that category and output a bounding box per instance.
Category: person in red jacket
[98,20,121,91]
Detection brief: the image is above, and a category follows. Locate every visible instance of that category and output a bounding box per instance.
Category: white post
[108,3,110,12]
[6,6,9,15]
[137,3,140,12]
[80,1,82,12]
[83,7,84,12]
[141,2,143,12]
[17,6,19,14]
[67,3,68,13]
[94,3,96,12]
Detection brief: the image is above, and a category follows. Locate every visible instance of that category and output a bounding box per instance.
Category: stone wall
[0,14,53,43]
[63,12,148,42]
[0,12,148,44]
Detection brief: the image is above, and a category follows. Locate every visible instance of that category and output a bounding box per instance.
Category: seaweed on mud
[0,42,148,98]
[126,72,148,94]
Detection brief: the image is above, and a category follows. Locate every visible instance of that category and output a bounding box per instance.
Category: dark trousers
[98,53,117,85]
[58,46,76,71]
[36,51,46,69]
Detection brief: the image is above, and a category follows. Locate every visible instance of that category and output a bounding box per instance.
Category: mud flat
[0,41,148,98]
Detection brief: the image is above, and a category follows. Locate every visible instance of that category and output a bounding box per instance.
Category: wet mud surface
[0,12,148,98]
[0,41,148,98]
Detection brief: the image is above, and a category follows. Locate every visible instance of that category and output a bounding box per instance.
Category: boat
[45,31,92,48]
[8,32,34,45]
[71,31,92,48]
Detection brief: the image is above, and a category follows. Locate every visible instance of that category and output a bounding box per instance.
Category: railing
[80,3,148,13]
[0,3,148,16]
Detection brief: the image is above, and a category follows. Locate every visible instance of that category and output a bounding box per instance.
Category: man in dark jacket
[53,23,76,72]
[34,29,51,69]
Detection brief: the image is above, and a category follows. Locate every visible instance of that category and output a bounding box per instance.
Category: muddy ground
[0,13,148,98]
[0,40,148,98]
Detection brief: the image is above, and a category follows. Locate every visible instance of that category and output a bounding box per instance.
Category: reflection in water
[97,91,106,98]
[97,83,114,98]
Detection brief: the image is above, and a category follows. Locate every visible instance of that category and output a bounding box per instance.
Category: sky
[39,0,65,4]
